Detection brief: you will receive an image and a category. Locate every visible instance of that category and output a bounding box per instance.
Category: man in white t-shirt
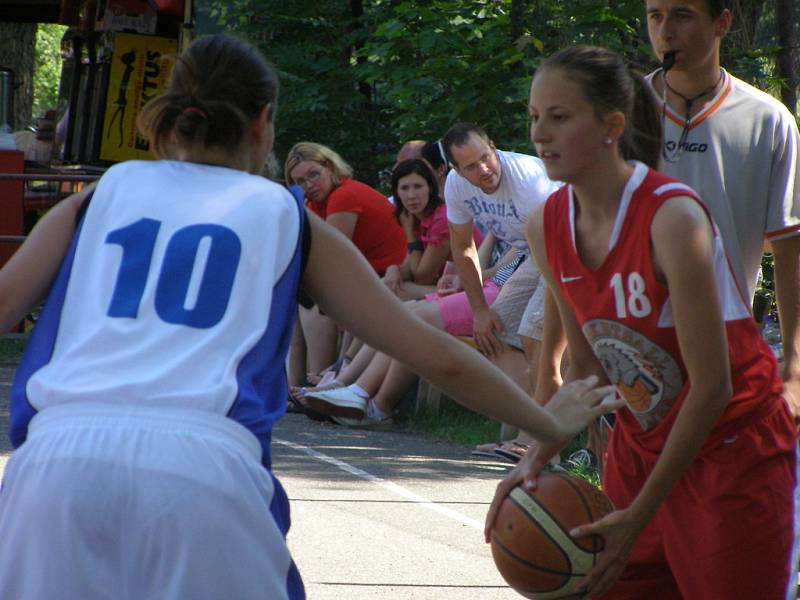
[443,123,557,356]
[441,123,560,458]
[645,0,800,415]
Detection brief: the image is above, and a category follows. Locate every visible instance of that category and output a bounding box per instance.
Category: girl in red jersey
[486,45,799,599]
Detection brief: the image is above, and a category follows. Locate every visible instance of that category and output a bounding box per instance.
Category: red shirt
[307,178,406,274]
[543,164,784,459]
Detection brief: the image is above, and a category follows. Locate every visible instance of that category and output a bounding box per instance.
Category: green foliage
[404,395,503,447]
[33,24,67,120]
[0,337,25,364]
[204,0,787,190]
[206,0,652,188]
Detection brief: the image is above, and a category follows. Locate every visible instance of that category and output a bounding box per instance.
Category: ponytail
[624,71,661,169]
[137,34,278,159]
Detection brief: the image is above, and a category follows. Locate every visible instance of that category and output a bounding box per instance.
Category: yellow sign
[100,32,176,162]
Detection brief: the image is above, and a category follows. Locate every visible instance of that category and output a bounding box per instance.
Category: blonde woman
[285,142,406,386]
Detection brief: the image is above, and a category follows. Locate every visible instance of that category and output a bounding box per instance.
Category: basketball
[490,472,614,599]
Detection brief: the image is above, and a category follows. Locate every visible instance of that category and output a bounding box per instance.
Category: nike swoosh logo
[560,275,583,283]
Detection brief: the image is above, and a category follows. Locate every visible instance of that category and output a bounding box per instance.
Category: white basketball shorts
[0,402,293,600]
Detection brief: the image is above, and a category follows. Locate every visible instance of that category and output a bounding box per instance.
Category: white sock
[367,402,390,420]
[347,383,369,398]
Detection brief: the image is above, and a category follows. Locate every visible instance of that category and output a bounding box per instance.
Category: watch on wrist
[407,240,424,253]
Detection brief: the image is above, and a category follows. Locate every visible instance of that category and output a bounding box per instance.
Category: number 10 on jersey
[105,218,242,329]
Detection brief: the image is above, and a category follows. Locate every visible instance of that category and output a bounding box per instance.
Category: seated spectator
[383,159,483,300]
[299,244,524,426]
[385,139,426,204]
[394,139,426,169]
[285,142,406,386]
[285,142,406,273]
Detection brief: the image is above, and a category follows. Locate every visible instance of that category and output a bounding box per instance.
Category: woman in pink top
[383,159,483,300]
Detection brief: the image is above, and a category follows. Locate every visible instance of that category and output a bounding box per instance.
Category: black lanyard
[661,69,724,163]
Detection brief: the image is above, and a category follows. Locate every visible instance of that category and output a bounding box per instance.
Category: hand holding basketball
[570,507,647,598]
[488,473,615,599]
[485,377,620,544]
[485,440,557,542]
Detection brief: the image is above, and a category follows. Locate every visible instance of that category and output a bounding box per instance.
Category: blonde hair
[284,142,353,186]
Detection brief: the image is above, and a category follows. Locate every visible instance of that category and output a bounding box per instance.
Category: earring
[604,138,613,145]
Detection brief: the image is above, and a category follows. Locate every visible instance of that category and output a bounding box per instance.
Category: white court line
[274,438,483,531]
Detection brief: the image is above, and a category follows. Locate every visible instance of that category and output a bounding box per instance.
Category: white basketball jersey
[11,160,304,450]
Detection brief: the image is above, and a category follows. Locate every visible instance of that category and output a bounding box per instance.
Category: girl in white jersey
[0,35,621,600]
[486,46,798,599]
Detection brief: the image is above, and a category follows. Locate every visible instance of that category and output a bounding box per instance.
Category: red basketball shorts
[600,401,799,600]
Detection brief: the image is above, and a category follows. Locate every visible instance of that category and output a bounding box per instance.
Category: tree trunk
[345,0,372,105]
[511,0,526,43]
[727,0,765,49]
[722,0,765,78]
[775,0,798,114]
[0,23,37,131]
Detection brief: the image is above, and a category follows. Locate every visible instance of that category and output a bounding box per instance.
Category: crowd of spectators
[283,127,559,457]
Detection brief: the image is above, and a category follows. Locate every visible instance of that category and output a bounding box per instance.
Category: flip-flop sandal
[470,441,504,459]
[289,385,309,404]
[286,392,307,414]
[493,441,530,464]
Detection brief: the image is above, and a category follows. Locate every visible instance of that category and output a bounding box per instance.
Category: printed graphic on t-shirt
[464,196,525,242]
[583,319,683,431]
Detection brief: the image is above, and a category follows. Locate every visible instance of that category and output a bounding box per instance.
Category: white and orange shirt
[647,70,800,301]
[543,162,784,458]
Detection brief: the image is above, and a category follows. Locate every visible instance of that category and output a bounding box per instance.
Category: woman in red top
[284,142,405,274]
[486,45,798,599]
[284,142,406,386]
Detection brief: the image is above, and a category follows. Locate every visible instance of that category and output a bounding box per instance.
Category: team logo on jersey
[583,319,683,431]
[664,140,708,154]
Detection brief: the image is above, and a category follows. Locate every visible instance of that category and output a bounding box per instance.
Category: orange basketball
[489,472,614,599]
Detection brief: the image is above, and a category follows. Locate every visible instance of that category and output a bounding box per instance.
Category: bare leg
[371,357,419,415]
[287,316,306,387]
[335,344,377,385]
[395,283,437,302]
[344,299,448,419]
[299,305,339,376]
[355,352,392,396]
[473,341,535,456]
[343,337,362,362]
[409,299,445,329]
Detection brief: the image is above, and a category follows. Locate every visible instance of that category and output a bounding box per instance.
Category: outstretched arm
[302,210,618,442]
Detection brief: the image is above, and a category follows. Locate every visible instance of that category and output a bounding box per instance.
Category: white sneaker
[303,387,367,420]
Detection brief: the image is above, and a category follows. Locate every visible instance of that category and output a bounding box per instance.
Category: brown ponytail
[137,34,279,159]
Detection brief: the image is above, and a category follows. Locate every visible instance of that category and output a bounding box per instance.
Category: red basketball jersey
[543,163,785,459]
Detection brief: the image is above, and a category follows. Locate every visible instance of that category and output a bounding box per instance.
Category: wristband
[407,240,424,253]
